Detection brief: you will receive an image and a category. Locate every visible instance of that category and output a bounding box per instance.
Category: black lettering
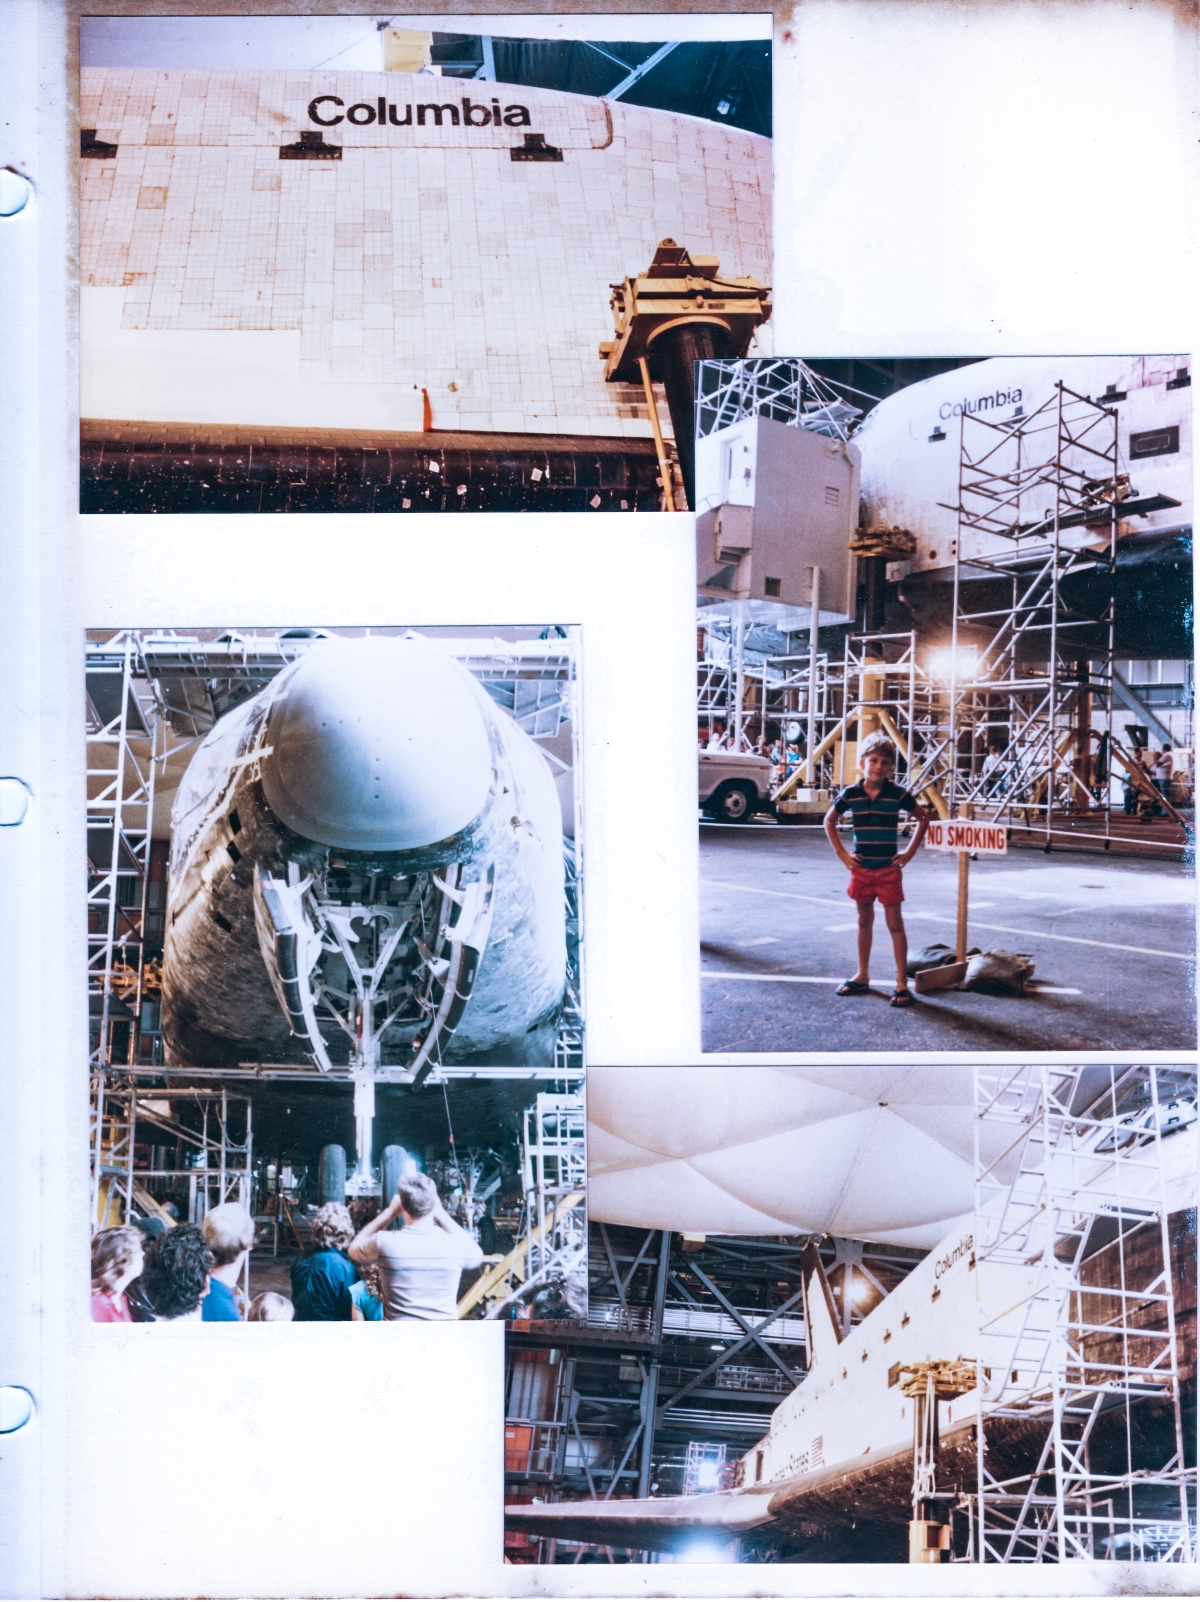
[388,103,412,126]
[492,99,502,125]
[978,394,993,409]
[462,98,492,127]
[346,102,377,126]
[503,105,532,127]
[417,103,459,126]
[1012,388,1021,403]
[308,95,344,127]
[378,96,387,124]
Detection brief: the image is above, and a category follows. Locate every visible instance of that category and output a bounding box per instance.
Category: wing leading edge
[503,1489,777,1555]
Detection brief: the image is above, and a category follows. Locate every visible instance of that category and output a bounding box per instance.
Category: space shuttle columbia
[856,353,1193,660]
[161,635,567,1087]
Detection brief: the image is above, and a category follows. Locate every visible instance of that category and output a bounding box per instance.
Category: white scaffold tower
[522,1090,587,1295]
[967,1064,1196,1563]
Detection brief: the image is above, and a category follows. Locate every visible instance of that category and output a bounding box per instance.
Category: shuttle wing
[504,1489,777,1554]
[504,1432,977,1556]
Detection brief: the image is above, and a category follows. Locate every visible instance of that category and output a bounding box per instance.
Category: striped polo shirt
[833,779,920,865]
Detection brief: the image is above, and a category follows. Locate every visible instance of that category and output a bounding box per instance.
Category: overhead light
[926,645,980,683]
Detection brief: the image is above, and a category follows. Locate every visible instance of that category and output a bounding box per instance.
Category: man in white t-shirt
[347,1173,483,1320]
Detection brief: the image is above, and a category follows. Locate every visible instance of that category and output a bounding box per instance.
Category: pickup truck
[698,748,774,822]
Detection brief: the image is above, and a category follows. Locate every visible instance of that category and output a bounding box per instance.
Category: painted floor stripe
[700,879,1195,962]
[702,972,842,985]
[701,972,1084,996]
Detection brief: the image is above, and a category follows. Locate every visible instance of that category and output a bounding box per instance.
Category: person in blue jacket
[291,1201,359,1320]
[201,1202,255,1321]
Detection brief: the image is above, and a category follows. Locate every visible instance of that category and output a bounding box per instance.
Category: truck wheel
[713,783,754,823]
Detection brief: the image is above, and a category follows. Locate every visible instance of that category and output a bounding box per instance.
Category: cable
[441,1079,464,1190]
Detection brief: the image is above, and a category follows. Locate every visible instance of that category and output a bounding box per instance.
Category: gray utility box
[694,415,860,615]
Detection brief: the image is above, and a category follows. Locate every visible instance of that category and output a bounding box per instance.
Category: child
[349,1261,385,1322]
[823,730,932,1007]
[91,1226,145,1322]
[247,1291,294,1321]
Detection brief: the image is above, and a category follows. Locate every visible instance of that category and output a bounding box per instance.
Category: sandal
[890,988,914,1008]
[836,979,871,996]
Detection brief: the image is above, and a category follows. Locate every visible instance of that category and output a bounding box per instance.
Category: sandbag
[906,943,957,977]
[906,942,980,978]
[962,947,1035,994]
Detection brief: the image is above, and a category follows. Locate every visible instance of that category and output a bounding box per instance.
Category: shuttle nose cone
[259,637,493,852]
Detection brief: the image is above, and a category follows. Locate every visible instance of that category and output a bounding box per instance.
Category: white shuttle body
[161,635,566,1075]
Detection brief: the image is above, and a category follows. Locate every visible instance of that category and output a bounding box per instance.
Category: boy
[823,731,932,1007]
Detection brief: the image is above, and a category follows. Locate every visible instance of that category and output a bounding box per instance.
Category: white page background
[0,1,1196,1597]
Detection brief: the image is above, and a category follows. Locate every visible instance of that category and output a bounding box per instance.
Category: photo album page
[0,3,1196,1598]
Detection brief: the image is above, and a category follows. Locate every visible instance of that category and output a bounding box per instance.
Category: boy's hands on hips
[895,805,934,867]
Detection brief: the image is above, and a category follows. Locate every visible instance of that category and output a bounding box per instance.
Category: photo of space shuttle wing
[508,1066,1196,1565]
[160,633,567,1076]
[506,1236,985,1558]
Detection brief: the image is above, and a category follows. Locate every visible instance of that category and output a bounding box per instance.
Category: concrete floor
[247,1250,297,1302]
[700,822,1198,1053]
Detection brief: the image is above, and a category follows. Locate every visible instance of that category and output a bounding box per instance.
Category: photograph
[78,14,772,514]
[694,355,1195,1054]
[86,623,583,1324]
[506,1063,1198,1566]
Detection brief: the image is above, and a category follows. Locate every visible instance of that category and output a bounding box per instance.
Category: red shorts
[847,861,904,906]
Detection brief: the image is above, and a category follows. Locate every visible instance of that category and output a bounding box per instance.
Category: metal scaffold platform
[965,1064,1196,1563]
[457,1087,585,1322]
[91,1080,252,1229]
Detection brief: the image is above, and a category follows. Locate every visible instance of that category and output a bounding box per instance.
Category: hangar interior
[696,356,1194,850]
[505,1229,927,1561]
[87,627,584,1317]
[504,1064,1197,1566]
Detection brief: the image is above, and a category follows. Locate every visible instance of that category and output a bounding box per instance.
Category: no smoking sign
[925,819,1008,855]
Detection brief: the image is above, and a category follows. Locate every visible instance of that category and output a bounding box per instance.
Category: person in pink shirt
[90,1225,145,1322]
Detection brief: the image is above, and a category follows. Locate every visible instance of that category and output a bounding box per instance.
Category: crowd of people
[1123,743,1181,818]
[698,720,805,784]
[90,1172,484,1324]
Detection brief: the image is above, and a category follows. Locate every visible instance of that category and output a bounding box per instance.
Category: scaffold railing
[86,633,157,1070]
[523,1091,587,1286]
[695,357,862,443]
[966,1064,1196,1564]
[91,1081,252,1229]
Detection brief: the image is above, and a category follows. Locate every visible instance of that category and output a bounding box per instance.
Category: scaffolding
[935,384,1119,839]
[92,1082,252,1229]
[965,1064,1196,1563]
[86,633,157,1069]
[522,1092,587,1287]
[695,357,862,443]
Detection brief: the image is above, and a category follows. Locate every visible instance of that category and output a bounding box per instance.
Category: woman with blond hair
[91,1226,144,1322]
[290,1201,359,1321]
